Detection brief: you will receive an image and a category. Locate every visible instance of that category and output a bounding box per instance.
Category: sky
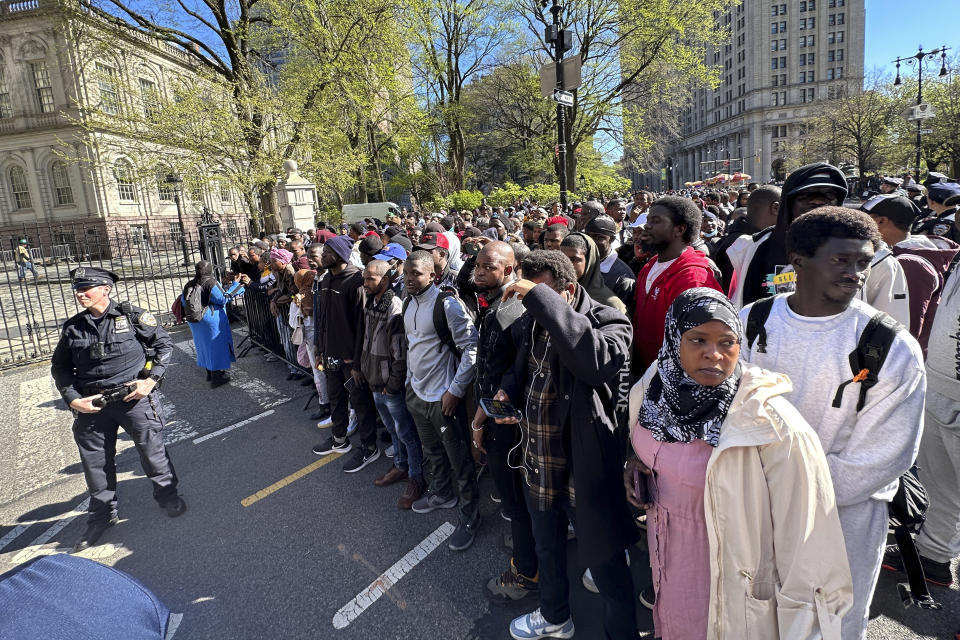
[864,0,958,78]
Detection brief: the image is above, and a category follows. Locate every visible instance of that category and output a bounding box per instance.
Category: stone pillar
[275,160,317,231]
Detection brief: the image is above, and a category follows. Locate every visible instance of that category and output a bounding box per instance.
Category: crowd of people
[196,162,959,640]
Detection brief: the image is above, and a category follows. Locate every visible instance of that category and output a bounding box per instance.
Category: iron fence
[0,217,248,369]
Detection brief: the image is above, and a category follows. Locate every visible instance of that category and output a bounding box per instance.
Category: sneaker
[509,608,575,640]
[315,412,333,428]
[501,510,512,522]
[882,545,955,587]
[448,515,480,551]
[312,436,351,456]
[411,492,458,514]
[398,478,426,510]
[582,568,599,594]
[347,413,357,436]
[384,444,396,458]
[636,513,647,530]
[486,562,539,605]
[375,466,408,487]
[639,586,656,610]
[343,447,381,473]
[491,492,502,504]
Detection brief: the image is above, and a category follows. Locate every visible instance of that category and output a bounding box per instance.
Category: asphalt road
[0,324,956,639]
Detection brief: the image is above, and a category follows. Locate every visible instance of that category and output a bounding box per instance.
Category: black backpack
[401,288,462,357]
[182,283,206,323]
[745,296,938,609]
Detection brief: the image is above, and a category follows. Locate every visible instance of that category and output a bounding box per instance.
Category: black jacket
[314,265,365,363]
[499,283,638,567]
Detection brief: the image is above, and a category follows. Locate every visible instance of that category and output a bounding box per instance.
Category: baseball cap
[415,231,449,251]
[358,235,384,257]
[584,215,617,238]
[373,243,407,262]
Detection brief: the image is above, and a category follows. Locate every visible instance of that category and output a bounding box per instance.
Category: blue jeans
[17,261,38,280]
[372,391,423,481]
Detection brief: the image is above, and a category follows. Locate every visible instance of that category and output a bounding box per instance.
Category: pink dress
[632,425,713,640]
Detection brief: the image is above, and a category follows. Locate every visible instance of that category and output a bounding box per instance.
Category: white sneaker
[510,608,575,639]
[582,569,599,594]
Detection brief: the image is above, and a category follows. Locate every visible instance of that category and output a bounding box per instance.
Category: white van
[341,202,401,225]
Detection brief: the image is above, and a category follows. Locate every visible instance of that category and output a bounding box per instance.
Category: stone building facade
[629,0,864,190]
[0,0,248,256]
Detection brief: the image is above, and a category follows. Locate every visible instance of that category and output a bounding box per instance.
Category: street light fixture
[164,173,192,267]
[891,46,951,180]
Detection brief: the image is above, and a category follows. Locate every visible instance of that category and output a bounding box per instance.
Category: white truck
[341,202,401,225]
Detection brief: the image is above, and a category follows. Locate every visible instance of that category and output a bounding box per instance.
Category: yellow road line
[241,453,342,507]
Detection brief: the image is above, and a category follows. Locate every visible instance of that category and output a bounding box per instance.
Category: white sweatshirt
[738,295,925,507]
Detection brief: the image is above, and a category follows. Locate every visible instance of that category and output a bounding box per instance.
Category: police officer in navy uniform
[50,267,185,552]
[914,182,960,244]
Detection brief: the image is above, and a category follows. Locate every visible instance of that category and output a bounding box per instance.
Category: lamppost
[893,46,949,180]
[165,173,191,267]
[544,0,572,210]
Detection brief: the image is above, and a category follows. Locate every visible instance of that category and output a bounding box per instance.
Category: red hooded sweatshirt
[633,246,723,371]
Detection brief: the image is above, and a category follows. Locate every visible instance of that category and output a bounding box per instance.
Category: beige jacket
[629,365,853,640]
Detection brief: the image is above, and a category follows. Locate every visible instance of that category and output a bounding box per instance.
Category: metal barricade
[231,288,310,376]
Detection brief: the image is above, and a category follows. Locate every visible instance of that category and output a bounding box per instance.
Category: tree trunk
[448,121,466,191]
[368,123,385,202]
[259,182,280,234]
[356,164,368,204]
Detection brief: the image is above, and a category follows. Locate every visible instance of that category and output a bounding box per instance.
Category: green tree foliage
[513,0,734,192]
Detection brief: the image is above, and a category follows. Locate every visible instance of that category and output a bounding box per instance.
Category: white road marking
[173,339,290,409]
[0,524,29,552]
[192,410,274,444]
[165,613,183,639]
[9,498,89,564]
[331,521,456,629]
[158,390,199,445]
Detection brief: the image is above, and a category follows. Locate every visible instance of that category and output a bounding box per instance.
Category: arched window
[10,166,32,209]
[114,159,137,202]
[50,160,74,205]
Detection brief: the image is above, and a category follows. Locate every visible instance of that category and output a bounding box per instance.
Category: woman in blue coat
[181,261,246,387]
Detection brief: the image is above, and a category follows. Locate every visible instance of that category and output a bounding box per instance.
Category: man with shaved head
[361,260,425,509]
[467,241,537,602]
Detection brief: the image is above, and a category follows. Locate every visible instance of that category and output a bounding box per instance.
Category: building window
[10,166,32,209]
[809,0,816,7]
[114,159,137,202]
[139,78,159,120]
[829,14,835,25]
[808,70,815,82]
[780,21,786,32]
[800,0,806,9]
[771,22,779,33]
[799,18,805,29]
[836,67,843,79]
[828,32,835,44]
[0,68,11,118]
[837,49,844,61]
[772,40,779,51]
[220,183,231,203]
[772,75,779,87]
[808,35,815,46]
[837,31,844,43]
[772,5,779,15]
[780,39,787,50]
[157,174,175,201]
[837,12,844,24]
[800,53,807,65]
[31,62,55,114]
[800,36,807,47]
[190,185,203,202]
[808,53,815,64]
[828,50,835,62]
[50,161,74,205]
[808,17,815,28]
[772,58,779,69]
[772,92,779,106]
[827,68,834,80]
[168,222,183,243]
[779,3,786,13]
[96,63,120,116]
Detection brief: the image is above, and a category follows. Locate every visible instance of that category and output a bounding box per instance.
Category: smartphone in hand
[633,469,650,506]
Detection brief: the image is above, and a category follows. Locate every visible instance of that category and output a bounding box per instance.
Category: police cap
[928,182,960,204]
[70,266,119,289]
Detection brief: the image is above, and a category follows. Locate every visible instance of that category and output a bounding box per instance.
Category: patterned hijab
[638,288,742,447]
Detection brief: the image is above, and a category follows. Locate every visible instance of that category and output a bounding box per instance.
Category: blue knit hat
[324,235,354,263]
